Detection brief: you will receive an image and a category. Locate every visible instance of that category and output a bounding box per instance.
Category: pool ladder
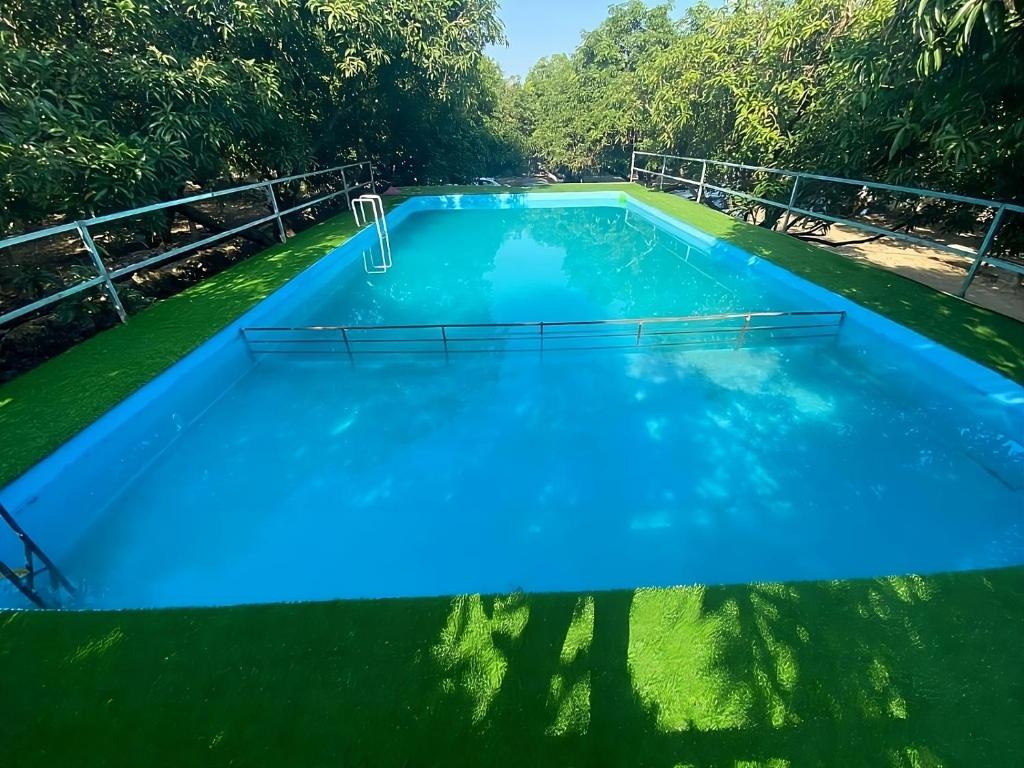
[352,194,393,274]
[0,502,76,608]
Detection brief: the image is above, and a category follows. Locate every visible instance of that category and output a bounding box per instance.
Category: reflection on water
[276,206,797,328]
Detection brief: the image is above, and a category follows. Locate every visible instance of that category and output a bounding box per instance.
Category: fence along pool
[630,150,1024,299]
[241,311,846,357]
[0,160,375,327]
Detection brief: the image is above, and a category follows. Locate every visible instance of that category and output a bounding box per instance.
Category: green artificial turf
[2,569,1022,766]
[2,184,1023,766]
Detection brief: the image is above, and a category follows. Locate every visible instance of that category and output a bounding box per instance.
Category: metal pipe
[782,175,801,232]
[1,161,372,328]
[632,152,1022,213]
[242,310,846,334]
[785,204,972,258]
[263,182,287,243]
[341,327,354,365]
[107,213,279,280]
[241,311,846,356]
[77,223,128,323]
[697,161,707,204]
[960,205,1008,297]
[0,275,107,327]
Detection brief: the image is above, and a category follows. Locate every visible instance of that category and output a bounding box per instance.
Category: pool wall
[1,192,1021,565]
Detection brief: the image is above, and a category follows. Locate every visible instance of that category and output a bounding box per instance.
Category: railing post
[368,161,376,192]
[76,222,128,323]
[697,161,708,204]
[341,327,354,365]
[340,168,351,211]
[629,151,637,183]
[263,182,287,243]
[736,313,752,350]
[782,174,801,232]
[960,205,1007,297]
[659,156,667,190]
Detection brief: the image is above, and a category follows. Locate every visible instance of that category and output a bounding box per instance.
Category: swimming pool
[2,192,1022,608]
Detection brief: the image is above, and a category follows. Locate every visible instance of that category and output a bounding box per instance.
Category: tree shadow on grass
[1,567,1023,767]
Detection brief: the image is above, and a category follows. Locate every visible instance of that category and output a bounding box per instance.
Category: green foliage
[519,0,1022,202]
[2,0,1020,228]
[525,1,679,177]
[0,0,523,232]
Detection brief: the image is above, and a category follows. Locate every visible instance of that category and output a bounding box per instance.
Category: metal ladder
[352,194,392,273]
[0,503,76,608]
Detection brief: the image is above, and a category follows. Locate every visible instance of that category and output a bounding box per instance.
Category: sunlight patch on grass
[545,671,591,736]
[559,595,594,664]
[432,594,530,723]
[628,586,753,732]
[544,595,594,736]
[896,745,946,768]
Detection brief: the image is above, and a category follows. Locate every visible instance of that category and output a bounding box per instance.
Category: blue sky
[487,1,682,79]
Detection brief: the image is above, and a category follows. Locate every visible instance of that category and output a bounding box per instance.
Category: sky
[486,0,677,79]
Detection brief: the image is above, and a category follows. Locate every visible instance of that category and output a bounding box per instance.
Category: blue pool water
[2,193,1022,608]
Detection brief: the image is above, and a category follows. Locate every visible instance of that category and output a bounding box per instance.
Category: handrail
[352,194,392,273]
[631,151,1024,213]
[242,310,846,357]
[0,502,76,609]
[0,160,375,327]
[629,151,1022,298]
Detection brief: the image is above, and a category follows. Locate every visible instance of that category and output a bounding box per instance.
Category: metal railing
[0,502,76,609]
[630,151,1024,297]
[242,311,846,358]
[0,160,375,327]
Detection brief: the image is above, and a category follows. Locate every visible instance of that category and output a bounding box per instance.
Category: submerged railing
[242,311,846,358]
[629,151,1024,298]
[0,160,375,327]
[0,502,76,609]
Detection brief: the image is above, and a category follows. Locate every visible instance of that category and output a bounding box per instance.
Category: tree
[0,0,519,232]
[524,1,680,178]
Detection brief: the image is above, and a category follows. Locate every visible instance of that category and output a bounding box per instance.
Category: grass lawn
[2,570,1022,766]
[2,184,1022,766]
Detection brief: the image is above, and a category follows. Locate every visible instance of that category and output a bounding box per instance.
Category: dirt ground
[819,222,1024,322]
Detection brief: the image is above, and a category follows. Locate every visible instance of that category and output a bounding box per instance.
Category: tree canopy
[2,0,1021,232]
[518,0,1022,203]
[0,0,521,231]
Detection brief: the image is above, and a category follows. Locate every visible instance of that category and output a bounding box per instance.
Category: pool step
[240,310,846,358]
